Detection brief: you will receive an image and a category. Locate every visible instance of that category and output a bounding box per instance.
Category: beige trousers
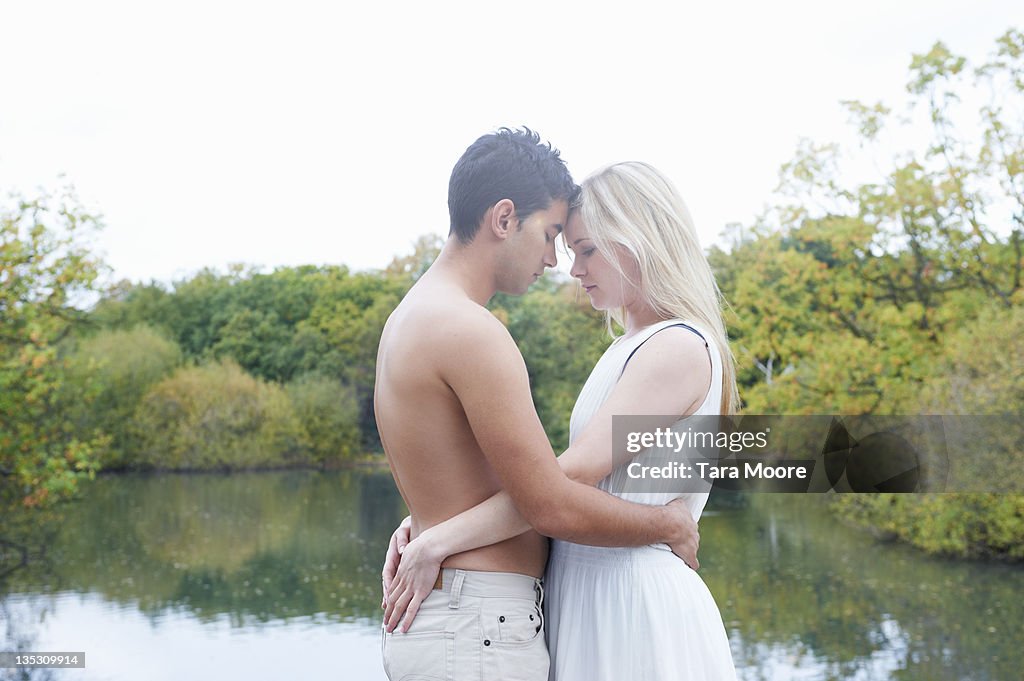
[382,568,549,681]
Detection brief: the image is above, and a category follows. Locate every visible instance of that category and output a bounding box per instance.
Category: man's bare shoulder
[389,283,514,349]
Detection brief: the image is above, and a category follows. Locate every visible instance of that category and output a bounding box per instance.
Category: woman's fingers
[396,523,411,555]
[385,584,413,632]
[381,528,402,600]
[399,591,427,633]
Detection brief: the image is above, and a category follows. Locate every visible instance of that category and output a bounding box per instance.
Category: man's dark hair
[448,127,579,244]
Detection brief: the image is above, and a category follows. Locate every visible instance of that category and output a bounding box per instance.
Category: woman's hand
[665,499,700,570]
[381,516,411,610]
[384,529,446,633]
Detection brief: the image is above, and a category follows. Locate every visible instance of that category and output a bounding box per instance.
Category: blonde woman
[384,162,739,680]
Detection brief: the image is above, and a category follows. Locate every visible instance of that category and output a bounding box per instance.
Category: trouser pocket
[382,628,455,681]
[479,597,549,680]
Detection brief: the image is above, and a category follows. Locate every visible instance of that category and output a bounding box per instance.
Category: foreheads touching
[447,127,579,244]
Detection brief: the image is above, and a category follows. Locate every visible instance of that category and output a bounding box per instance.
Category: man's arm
[417,325,712,548]
[383,324,707,630]
[447,311,692,545]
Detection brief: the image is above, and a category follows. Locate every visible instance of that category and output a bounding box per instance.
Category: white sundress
[544,319,739,681]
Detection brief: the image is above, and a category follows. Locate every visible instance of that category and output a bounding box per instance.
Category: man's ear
[487,199,518,241]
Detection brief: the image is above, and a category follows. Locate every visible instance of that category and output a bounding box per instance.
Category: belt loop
[535,578,544,610]
[448,569,466,609]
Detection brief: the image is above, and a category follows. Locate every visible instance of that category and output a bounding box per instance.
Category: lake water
[1,469,1022,680]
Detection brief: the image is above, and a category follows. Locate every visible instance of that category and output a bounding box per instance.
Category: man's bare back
[375,271,548,578]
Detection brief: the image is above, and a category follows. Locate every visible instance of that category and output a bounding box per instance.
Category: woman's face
[565,210,641,311]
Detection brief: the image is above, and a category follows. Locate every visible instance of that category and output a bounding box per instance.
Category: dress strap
[620,322,709,377]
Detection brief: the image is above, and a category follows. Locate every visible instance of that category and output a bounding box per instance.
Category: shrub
[286,373,362,465]
[132,359,310,470]
[64,324,182,468]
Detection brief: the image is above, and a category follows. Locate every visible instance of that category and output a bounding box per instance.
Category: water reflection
[1,471,1021,681]
[2,469,406,626]
[700,494,1024,681]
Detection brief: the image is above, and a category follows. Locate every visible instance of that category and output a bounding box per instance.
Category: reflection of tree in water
[358,469,406,541]
[167,556,320,626]
[1,504,69,681]
[4,472,1021,680]
[0,540,29,583]
[0,597,55,681]
[702,495,1024,681]
[2,469,409,627]
[0,502,66,592]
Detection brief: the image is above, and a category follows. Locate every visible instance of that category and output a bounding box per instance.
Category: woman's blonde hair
[576,161,740,415]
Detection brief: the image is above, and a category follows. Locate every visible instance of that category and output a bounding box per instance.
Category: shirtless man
[374,128,698,681]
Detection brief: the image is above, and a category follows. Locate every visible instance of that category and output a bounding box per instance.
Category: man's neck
[426,239,496,307]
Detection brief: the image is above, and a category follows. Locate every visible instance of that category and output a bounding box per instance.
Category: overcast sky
[1,1,1019,288]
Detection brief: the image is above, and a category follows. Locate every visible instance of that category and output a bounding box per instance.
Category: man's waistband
[432,568,541,598]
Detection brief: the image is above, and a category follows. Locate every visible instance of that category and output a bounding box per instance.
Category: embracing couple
[374,128,739,680]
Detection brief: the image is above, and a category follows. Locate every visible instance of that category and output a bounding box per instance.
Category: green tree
[0,185,106,512]
[715,29,1024,416]
[712,29,1024,560]
[301,269,409,450]
[89,263,400,453]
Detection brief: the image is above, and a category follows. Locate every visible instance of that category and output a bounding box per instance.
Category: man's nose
[543,240,557,268]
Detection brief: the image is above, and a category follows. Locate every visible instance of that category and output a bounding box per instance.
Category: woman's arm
[555,327,712,486]
[384,327,711,629]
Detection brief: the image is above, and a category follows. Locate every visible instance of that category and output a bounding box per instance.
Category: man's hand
[384,530,445,633]
[381,516,411,610]
[665,499,700,570]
